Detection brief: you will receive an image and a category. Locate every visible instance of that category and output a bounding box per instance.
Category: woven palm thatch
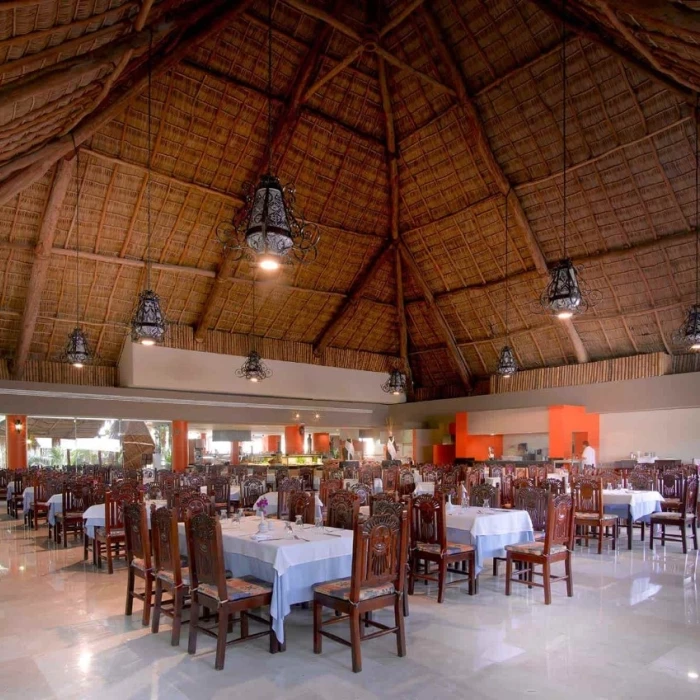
[0,0,698,400]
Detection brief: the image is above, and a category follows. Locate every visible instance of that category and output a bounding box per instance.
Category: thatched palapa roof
[0,0,698,400]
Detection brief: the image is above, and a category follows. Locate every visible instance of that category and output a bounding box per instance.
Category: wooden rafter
[12,159,74,379]
[0,0,256,208]
[397,240,472,389]
[193,3,342,342]
[529,0,695,101]
[420,4,589,364]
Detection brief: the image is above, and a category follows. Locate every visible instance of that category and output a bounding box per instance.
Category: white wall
[600,408,700,462]
[467,407,548,435]
[120,343,404,405]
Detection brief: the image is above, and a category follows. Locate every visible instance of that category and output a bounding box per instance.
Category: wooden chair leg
[437,559,447,604]
[493,558,498,576]
[214,607,228,670]
[402,569,410,616]
[313,600,323,654]
[597,523,603,554]
[188,597,199,655]
[649,522,655,550]
[505,555,512,596]
[142,575,152,627]
[171,588,182,645]
[240,611,249,639]
[565,553,573,597]
[125,568,135,616]
[542,561,552,605]
[693,518,698,550]
[349,608,362,673]
[661,524,666,546]
[408,559,416,595]
[394,595,406,658]
[152,580,163,634]
[83,533,89,560]
[106,538,114,574]
[681,522,688,554]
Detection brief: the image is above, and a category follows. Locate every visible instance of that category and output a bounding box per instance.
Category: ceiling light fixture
[62,138,93,369]
[673,96,700,351]
[381,368,408,396]
[216,0,319,268]
[538,1,599,319]
[131,31,166,346]
[236,273,271,382]
[497,191,518,378]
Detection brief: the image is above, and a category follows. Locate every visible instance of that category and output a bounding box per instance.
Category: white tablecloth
[21,487,35,513]
[603,490,663,522]
[178,516,352,643]
[446,506,534,573]
[46,494,63,524]
[414,482,435,495]
[83,500,167,537]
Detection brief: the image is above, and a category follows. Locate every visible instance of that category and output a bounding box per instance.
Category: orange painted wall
[263,435,281,452]
[455,412,503,461]
[172,420,188,473]
[6,415,27,470]
[285,425,304,454]
[433,444,456,465]
[230,441,240,465]
[548,405,599,459]
[312,433,330,453]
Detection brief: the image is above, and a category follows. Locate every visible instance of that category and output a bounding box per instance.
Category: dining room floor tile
[1,511,699,699]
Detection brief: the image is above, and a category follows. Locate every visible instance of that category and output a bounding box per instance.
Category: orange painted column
[6,415,28,470]
[312,433,330,453]
[263,435,281,453]
[230,441,240,464]
[172,420,188,473]
[285,425,304,454]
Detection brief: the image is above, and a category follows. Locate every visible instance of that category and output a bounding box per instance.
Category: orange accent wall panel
[285,425,304,454]
[433,444,456,465]
[455,412,503,461]
[172,420,188,473]
[312,433,330,453]
[548,405,600,458]
[6,415,27,470]
[263,435,281,453]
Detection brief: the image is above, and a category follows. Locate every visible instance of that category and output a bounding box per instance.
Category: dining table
[177,515,353,645]
[21,486,34,513]
[602,489,664,550]
[82,499,168,537]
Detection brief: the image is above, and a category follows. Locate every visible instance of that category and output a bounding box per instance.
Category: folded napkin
[251,532,277,542]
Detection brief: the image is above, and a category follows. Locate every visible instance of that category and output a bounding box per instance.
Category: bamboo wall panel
[490,352,672,394]
[0,360,117,386]
[672,353,700,375]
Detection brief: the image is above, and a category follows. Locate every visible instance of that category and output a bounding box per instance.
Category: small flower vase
[257,510,266,533]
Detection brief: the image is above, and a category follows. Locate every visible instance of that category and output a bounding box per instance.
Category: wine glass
[483,499,490,509]
[284,521,294,539]
[295,515,304,531]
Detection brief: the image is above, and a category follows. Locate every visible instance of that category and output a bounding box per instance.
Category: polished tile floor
[1,511,699,700]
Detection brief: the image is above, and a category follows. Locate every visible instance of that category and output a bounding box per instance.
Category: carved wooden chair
[95,485,140,573]
[313,511,408,672]
[186,512,275,669]
[207,476,231,518]
[408,494,476,603]
[288,491,315,524]
[318,478,343,510]
[31,478,53,530]
[151,505,191,645]
[398,469,415,497]
[658,469,685,512]
[326,491,359,530]
[543,478,565,496]
[274,468,290,490]
[573,478,618,554]
[54,481,90,547]
[349,482,371,507]
[124,502,154,626]
[240,477,266,513]
[500,472,516,508]
[298,467,314,491]
[382,467,400,494]
[178,492,215,521]
[528,465,547,485]
[464,467,482,499]
[595,469,625,489]
[252,466,268,481]
[0,469,8,503]
[505,494,575,605]
[420,465,439,483]
[650,474,698,553]
[513,477,535,492]
[358,467,374,489]
[231,466,248,484]
[324,467,344,482]
[277,477,302,520]
[9,473,25,518]
[370,491,397,515]
[469,482,501,508]
[374,499,410,618]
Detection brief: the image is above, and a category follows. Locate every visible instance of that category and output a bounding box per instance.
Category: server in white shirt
[581,441,596,468]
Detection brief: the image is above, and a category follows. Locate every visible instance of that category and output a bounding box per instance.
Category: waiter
[581,441,596,468]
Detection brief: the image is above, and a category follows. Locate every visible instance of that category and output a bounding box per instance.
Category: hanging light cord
[71,133,81,328]
[561,0,567,259]
[695,94,699,306]
[146,28,153,291]
[267,0,273,172]
[504,191,509,340]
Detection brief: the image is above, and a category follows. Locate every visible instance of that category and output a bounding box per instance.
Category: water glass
[284,522,294,539]
[607,482,613,491]
[295,515,304,530]
[483,499,490,509]
[314,516,323,529]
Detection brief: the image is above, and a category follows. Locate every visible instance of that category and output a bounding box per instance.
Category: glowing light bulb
[557,311,573,320]
[259,258,280,271]
[249,377,258,383]
[140,338,156,346]
[73,362,84,369]
[691,343,700,351]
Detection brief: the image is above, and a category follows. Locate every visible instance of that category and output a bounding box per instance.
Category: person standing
[581,440,596,468]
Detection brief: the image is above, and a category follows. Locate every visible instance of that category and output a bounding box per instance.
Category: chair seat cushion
[534,530,546,541]
[157,566,190,587]
[313,577,395,602]
[131,557,152,573]
[197,575,272,602]
[415,542,475,556]
[575,512,617,521]
[95,527,125,538]
[505,542,568,555]
[55,512,84,520]
[651,512,692,522]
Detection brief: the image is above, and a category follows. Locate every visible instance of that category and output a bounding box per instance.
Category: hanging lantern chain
[561,0,567,259]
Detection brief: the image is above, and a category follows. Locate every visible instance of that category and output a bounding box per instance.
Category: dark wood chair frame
[124,502,154,626]
[326,490,360,530]
[572,478,618,554]
[288,491,315,524]
[650,474,699,554]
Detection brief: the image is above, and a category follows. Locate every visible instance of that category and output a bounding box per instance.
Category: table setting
[602,488,664,549]
[82,499,168,537]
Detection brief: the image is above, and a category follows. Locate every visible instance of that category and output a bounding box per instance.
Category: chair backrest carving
[288,491,315,524]
[298,467,314,490]
[572,477,604,516]
[410,494,446,551]
[151,505,183,586]
[186,512,227,600]
[349,482,371,506]
[398,469,415,496]
[178,492,214,521]
[370,491,397,515]
[327,491,359,530]
[542,478,564,496]
[683,474,699,515]
[277,477,302,519]
[124,502,151,569]
[514,486,548,531]
[241,477,266,508]
[274,468,290,490]
[382,467,400,492]
[658,469,685,501]
[542,493,575,554]
[469,482,500,507]
[374,499,405,520]
[319,478,342,508]
[628,469,656,491]
[207,476,230,504]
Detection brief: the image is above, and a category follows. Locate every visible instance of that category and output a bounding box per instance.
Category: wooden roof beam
[420,4,588,364]
[0,0,256,208]
[398,240,472,390]
[312,240,396,355]
[379,0,425,37]
[12,159,73,379]
[194,3,342,343]
[529,0,695,102]
[282,0,362,41]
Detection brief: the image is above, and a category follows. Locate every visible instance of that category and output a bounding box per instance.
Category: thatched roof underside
[0,0,699,399]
